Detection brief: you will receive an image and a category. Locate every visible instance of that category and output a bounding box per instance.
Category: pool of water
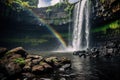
[37,52,120,80]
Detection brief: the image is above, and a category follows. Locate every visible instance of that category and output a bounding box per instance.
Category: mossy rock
[14,58,25,65]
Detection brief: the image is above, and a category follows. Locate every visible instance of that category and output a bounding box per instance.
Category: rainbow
[31,10,67,48]
[39,19,67,48]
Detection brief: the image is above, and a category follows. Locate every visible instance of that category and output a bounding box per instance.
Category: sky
[38,0,79,8]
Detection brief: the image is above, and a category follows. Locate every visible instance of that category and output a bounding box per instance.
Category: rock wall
[90,0,120,27]
[90,0,120,47]
[32,3,74,25]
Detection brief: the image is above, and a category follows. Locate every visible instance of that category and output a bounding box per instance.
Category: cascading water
[72,0,90,51]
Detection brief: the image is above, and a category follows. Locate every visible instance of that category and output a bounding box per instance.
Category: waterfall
[72,0,90,50]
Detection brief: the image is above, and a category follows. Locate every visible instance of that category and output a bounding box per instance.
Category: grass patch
[14,58,25,65]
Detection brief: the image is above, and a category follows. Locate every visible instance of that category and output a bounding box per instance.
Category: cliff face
[90,0,120,47]
[90,0,120,27]
[32,3,74,25]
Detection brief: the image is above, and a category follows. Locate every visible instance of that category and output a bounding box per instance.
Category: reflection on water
[38,52,120,80]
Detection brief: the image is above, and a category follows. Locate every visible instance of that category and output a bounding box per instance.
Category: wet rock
[53,61,61,68]
[23,65,31,71]
[23,61,32,71]
[39,61,52,71]
[32,65,44,74]
[25,58,32,63]
[8,54,22,60]
[5,62,22,75]
[45,56,60,67]
[59,64,71,72]
[60,77,66,80]
[0,47,7,58]
[27,55,43,59]
[61,57,71,64]
[32,58,42,65]
[45,57,59,63]
[59,73,76,78]
[59,67,65,72]
[0,47,72,79]
[7,47,28,57]
[22,72,35,78]
[61,64,71,69]
[40,78,52,80]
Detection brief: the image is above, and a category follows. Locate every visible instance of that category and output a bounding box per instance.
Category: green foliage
[55,3,63,8]
[46,7,52,13]
[109,20,120,29]
[100,0,105,3]
[14,58,25,65]
[92,20,120,33]
[64,4,74,17]
[22,0,38,7]
[1,0,36,8]
[5,51,12,55]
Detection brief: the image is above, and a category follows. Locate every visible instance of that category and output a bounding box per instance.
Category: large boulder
[22,72,35,79]
[39,61,52,71]
[7,47,28,58]
[5,62,22,75]
[60,57,71,64]
[8,54,22,61]
[0,47,7,58]
[45,56,60,67]
[32,65,44,74]
[26,55,43,60]
[23,60,32,71]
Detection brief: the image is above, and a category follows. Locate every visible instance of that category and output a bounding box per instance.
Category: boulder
[5,62,22,75]
[45,57,58,63]
[7,47,28,57]
[32,65,44,74]
[27,55,43,60]
[61,57,71,64]
[8,54,22,60]
[25,58,32,63]
[32,58,42,65]
[22,72,35,79]
[23,65,31,71]
[45,56,59,67]
[0,47,7,58]
[53,61,61,68]
[59,64,71,72]
[23,61,32,71]
[40,78,52,80]
[39,61,52,70]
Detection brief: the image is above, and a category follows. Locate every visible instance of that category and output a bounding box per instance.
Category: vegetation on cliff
[92,20,120,33]
[0,0,38,8]
[43,2,74,25]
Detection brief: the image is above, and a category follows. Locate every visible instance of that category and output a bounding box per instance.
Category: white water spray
[72,0,90,51]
